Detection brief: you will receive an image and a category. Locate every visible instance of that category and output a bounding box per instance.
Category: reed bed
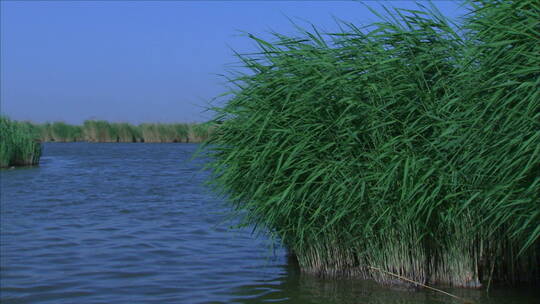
[19,120,212,143]
[188,122,214,143]
[41,122,83,142]
[0,116,42,168]
[204,0,539,288]
[139,123,189,143]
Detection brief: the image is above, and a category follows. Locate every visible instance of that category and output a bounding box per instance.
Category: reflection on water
[1,143,537,304]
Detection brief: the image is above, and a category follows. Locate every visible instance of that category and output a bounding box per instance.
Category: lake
[1,143,537,304]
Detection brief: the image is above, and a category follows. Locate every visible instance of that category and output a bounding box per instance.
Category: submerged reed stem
[368,266,473,303]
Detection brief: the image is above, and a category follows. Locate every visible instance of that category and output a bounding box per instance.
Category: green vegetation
[44,122,83,142]
[205,0,539,288]
[11,120,212,143]
[83,120,117,142]
[112,122,143,143]
[139,123,189,143]
[0,116,42,168]
[189,122,214,143]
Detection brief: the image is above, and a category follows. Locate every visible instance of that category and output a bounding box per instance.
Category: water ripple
[1,143,289,304]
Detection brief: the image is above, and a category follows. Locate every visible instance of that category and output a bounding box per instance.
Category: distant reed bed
[20,120,213,143]
[0,116,42,168]
[205,0,539,288]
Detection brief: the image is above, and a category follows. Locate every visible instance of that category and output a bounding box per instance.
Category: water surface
[1,143,537,303]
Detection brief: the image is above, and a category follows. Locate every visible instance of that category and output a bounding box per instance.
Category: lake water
[1,143,537,304]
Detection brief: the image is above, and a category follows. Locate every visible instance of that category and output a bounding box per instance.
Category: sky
[1,0,469,125]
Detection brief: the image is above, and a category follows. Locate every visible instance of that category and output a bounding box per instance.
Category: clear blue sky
[1,1,468,124]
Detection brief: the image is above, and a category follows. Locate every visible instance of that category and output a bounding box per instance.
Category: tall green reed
[50,122,83,142]
[83,120,117,142]
[112,123,142,142]
[0,116,42,168]
[23,120,211,143]
[204,0,539,287]
[189,122,214,143]
[139,123,190,142]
